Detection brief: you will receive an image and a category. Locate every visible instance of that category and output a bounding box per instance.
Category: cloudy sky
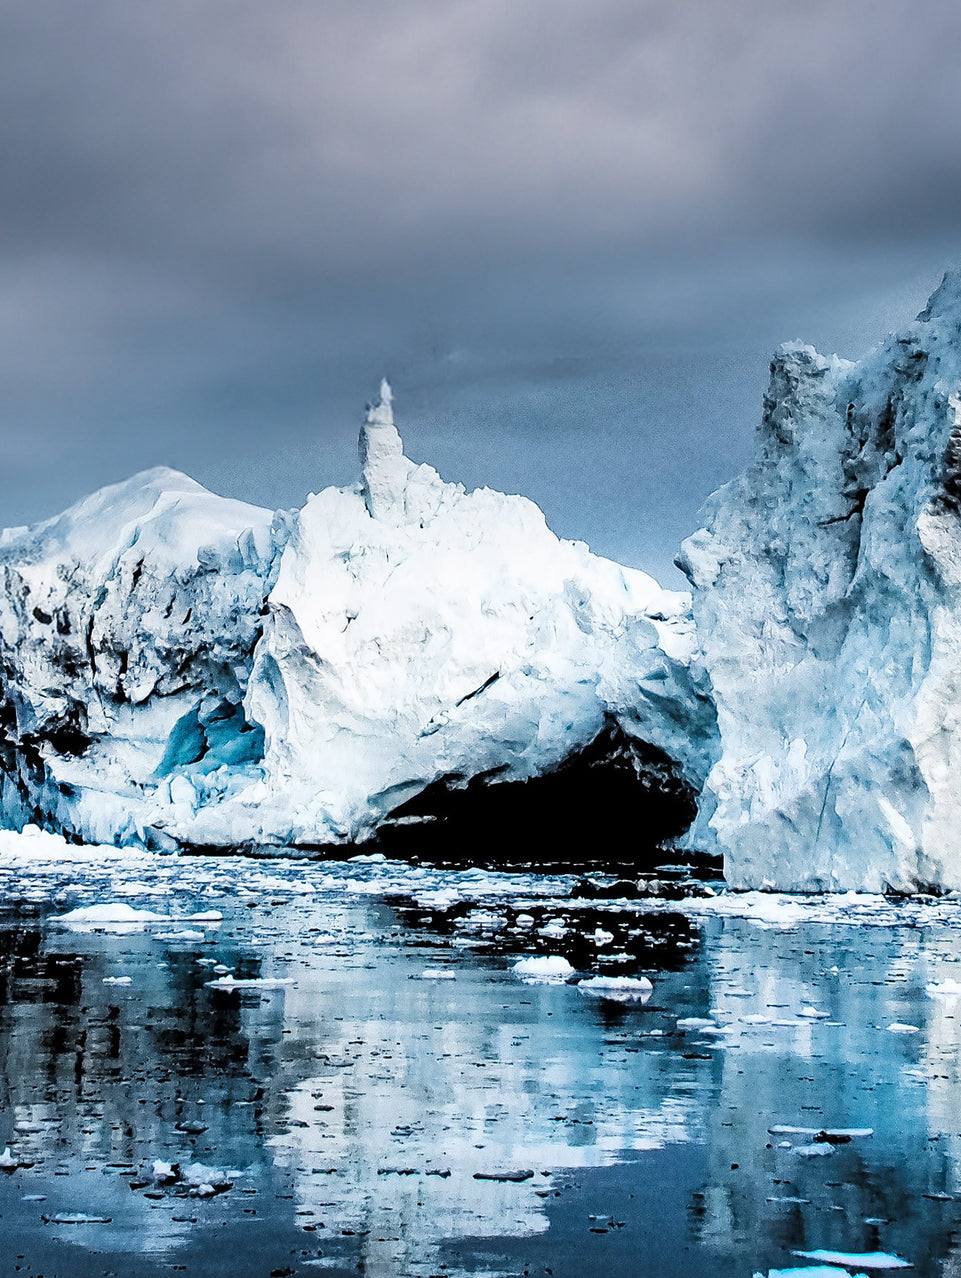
[2,0,959,582]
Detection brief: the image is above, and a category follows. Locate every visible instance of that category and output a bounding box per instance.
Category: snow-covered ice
[0,381,713,851]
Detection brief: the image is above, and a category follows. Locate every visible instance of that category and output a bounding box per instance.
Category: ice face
[681,269,961,893]
[0,388,713,851]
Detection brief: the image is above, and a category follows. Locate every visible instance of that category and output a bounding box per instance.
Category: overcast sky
[2,0,960,583]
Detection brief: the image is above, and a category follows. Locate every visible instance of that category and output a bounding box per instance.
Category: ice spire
[359,378,412,520]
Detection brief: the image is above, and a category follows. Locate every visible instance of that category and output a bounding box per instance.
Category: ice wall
[680,270,961,892]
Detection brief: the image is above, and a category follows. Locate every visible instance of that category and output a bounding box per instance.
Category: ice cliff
[0,380,714,851]
[680,270,961,892]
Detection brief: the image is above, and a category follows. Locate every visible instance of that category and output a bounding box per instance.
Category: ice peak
[917,267,961,323]
[359,379,411,520]
[365,378,394,427]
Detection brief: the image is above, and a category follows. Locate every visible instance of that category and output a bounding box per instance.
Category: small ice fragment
[188,910,223,922]
[154,929,206,942]
[419,969,456,980]
[758,1270,871,1278]
[791,1250,912,1270]
[102,976,132,986]
[740,1014,771,1024]
[577,976,653,1004]
[152,1160,178,1183]
[42,1212,112,1224]
[798,1006,829,1019]
[794,1144,835,1157]
[204,975,296,989]
[473,1169,534,1182]
[887,1023,920,1034]
[676,1017,716,1031]
[512,956,575,981]
[0,1147,19,1171]
[538,922,568,940]
[592,928,614,946]
[769,1125,873,1139]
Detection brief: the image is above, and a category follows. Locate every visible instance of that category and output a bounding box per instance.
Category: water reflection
[0,857,957,1275]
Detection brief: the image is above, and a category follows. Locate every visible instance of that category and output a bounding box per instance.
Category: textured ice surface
[681,270,961,892]
[0,383,713,850]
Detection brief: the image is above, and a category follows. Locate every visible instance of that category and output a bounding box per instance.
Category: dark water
[0,847,958,1276]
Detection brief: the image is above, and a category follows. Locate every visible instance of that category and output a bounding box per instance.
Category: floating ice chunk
[512,956,575,981]
[419,969,456,980]
[683,892,809,928]
[204,975,296,990]
[756,1270,871,1278]
[42,1212,112,1224]
[473,1169,534,1182]
[577,975,653,1003]
[188,910,224,922]
[151,1159,177,1183]
[769,1126,873,1139]
[154,929,206,942]
[53,902,168,932]
[926,979,961,997]
[102,975,132,986]
[798,1006,830,1019]
[794,1144,835,1157]
[538,922,569,940]
[886,1023,920,1034]
[676,1016,716,1031]
[791,1250,912,1270]
[0,1147,19,1171]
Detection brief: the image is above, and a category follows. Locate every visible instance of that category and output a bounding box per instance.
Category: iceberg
[680,269,961,892]
[0,380,714,852]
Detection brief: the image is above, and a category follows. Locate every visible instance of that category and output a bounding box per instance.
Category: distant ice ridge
[680,269,961,892]
[0,380,714,849]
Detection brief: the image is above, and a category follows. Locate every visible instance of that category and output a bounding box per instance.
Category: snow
[0,381,711,850]
[680,270,961,892]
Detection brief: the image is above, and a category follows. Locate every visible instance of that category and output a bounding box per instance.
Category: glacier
[680,269,961,893]
[0,380,714,852]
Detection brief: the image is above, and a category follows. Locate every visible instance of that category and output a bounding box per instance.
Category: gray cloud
[0,0,959,582]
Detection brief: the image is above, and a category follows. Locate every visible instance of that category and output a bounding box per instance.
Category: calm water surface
[0,847,958,1276]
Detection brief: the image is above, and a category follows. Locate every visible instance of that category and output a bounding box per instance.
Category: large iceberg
[0,380,714,851]
[680,270,961,892]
